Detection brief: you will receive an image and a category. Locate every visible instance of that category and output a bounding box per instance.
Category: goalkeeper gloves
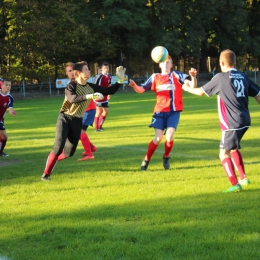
[116,66,126,83]
[86,92,103,100]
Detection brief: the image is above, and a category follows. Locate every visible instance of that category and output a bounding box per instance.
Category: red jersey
[94,73,112,102]
[141,71,189,112]
[85,99,96,112]
[0,91,14,122]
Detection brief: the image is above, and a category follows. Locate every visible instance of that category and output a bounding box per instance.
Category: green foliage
[0,0,260,80]
[0,91,260,260]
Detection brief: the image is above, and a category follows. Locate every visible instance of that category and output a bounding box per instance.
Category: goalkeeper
[41,61,126,181]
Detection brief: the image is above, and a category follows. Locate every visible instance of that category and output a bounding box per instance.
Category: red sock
[80,133,92,155]
[99,115,106,128]
[231,150,246,180]
[89,141,95,150]
[221,158,238,185]
[145,140,158,161]
[0,139,6,153]
[58,151,67,161]
[164,140,174,157]
[44,152,58,175]
[94,117,99,130]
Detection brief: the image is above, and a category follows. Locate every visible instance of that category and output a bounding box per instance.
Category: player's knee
[219,149,230,160]
[155,136,163,143]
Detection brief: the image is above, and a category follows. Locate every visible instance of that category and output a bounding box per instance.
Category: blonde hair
[220,49,236,67]
[65,62,74,71]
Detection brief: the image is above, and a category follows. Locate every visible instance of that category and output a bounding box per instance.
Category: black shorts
[0,121,5,130]
[95,101,109,108]
[52,113,82,156]
[220,127,248,150]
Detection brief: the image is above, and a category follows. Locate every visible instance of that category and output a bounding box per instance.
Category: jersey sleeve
[87,82,121,95]
[94,74,102,85]
[173,71,189,84]
[141,74,155,91]
[8,95,14,108]
[65,81,87,103]
[201,74,222,97]
[248,79,260,97]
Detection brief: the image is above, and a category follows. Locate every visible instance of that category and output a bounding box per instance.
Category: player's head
[219,49,236,72]
[101,63,109,75]
[97,66,102,75]
[159,55,173,73]
[73,61,90,80]
[1,78,12,94]
[65,62,75,81]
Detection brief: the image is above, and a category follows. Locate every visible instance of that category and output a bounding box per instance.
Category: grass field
[0,91,260,260]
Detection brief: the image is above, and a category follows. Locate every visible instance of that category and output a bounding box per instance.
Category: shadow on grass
[1,135,259,182]
[0,191,259,260]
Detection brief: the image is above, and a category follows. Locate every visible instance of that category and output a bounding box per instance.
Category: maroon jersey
[94,73,112,102]
[0,91,14,122]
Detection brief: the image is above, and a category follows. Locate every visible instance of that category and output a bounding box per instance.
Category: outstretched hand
[189,68,197,77]
[116,66,126,83]
[93,92,104,100]
[129,79,136,88]
[86,93,104,100]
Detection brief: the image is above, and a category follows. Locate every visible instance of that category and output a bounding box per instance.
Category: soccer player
[182,49,260,192]
[93,63,112,131]
[41,61,126,181]
[0,79,17,157]
[65,61,75,83]
[129,55,197,170]
[64,62,98,161]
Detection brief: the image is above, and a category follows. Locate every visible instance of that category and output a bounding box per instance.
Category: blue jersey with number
[201,69,260,131]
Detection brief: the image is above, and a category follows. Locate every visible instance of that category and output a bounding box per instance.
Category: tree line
[0,0,259,83]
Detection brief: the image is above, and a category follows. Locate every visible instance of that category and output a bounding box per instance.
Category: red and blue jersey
[141,71,189,112]
[85,99,96,112]
[0,91,14,122]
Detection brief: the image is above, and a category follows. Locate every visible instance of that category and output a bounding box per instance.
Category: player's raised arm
[88,66,126,95]
[129,79,145,94]
[183,68,197,89]
[182,83,205,96]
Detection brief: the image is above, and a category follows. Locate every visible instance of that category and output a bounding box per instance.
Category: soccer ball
[151,46,168,63]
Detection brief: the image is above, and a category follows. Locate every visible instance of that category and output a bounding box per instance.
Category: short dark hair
[73,61,88,71]
[2,78,11,83]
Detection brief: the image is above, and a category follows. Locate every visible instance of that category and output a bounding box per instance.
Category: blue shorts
[149,111,180,131]
[82,109,95,130]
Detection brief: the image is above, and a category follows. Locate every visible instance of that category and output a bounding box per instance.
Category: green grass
[0,91,260,260]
